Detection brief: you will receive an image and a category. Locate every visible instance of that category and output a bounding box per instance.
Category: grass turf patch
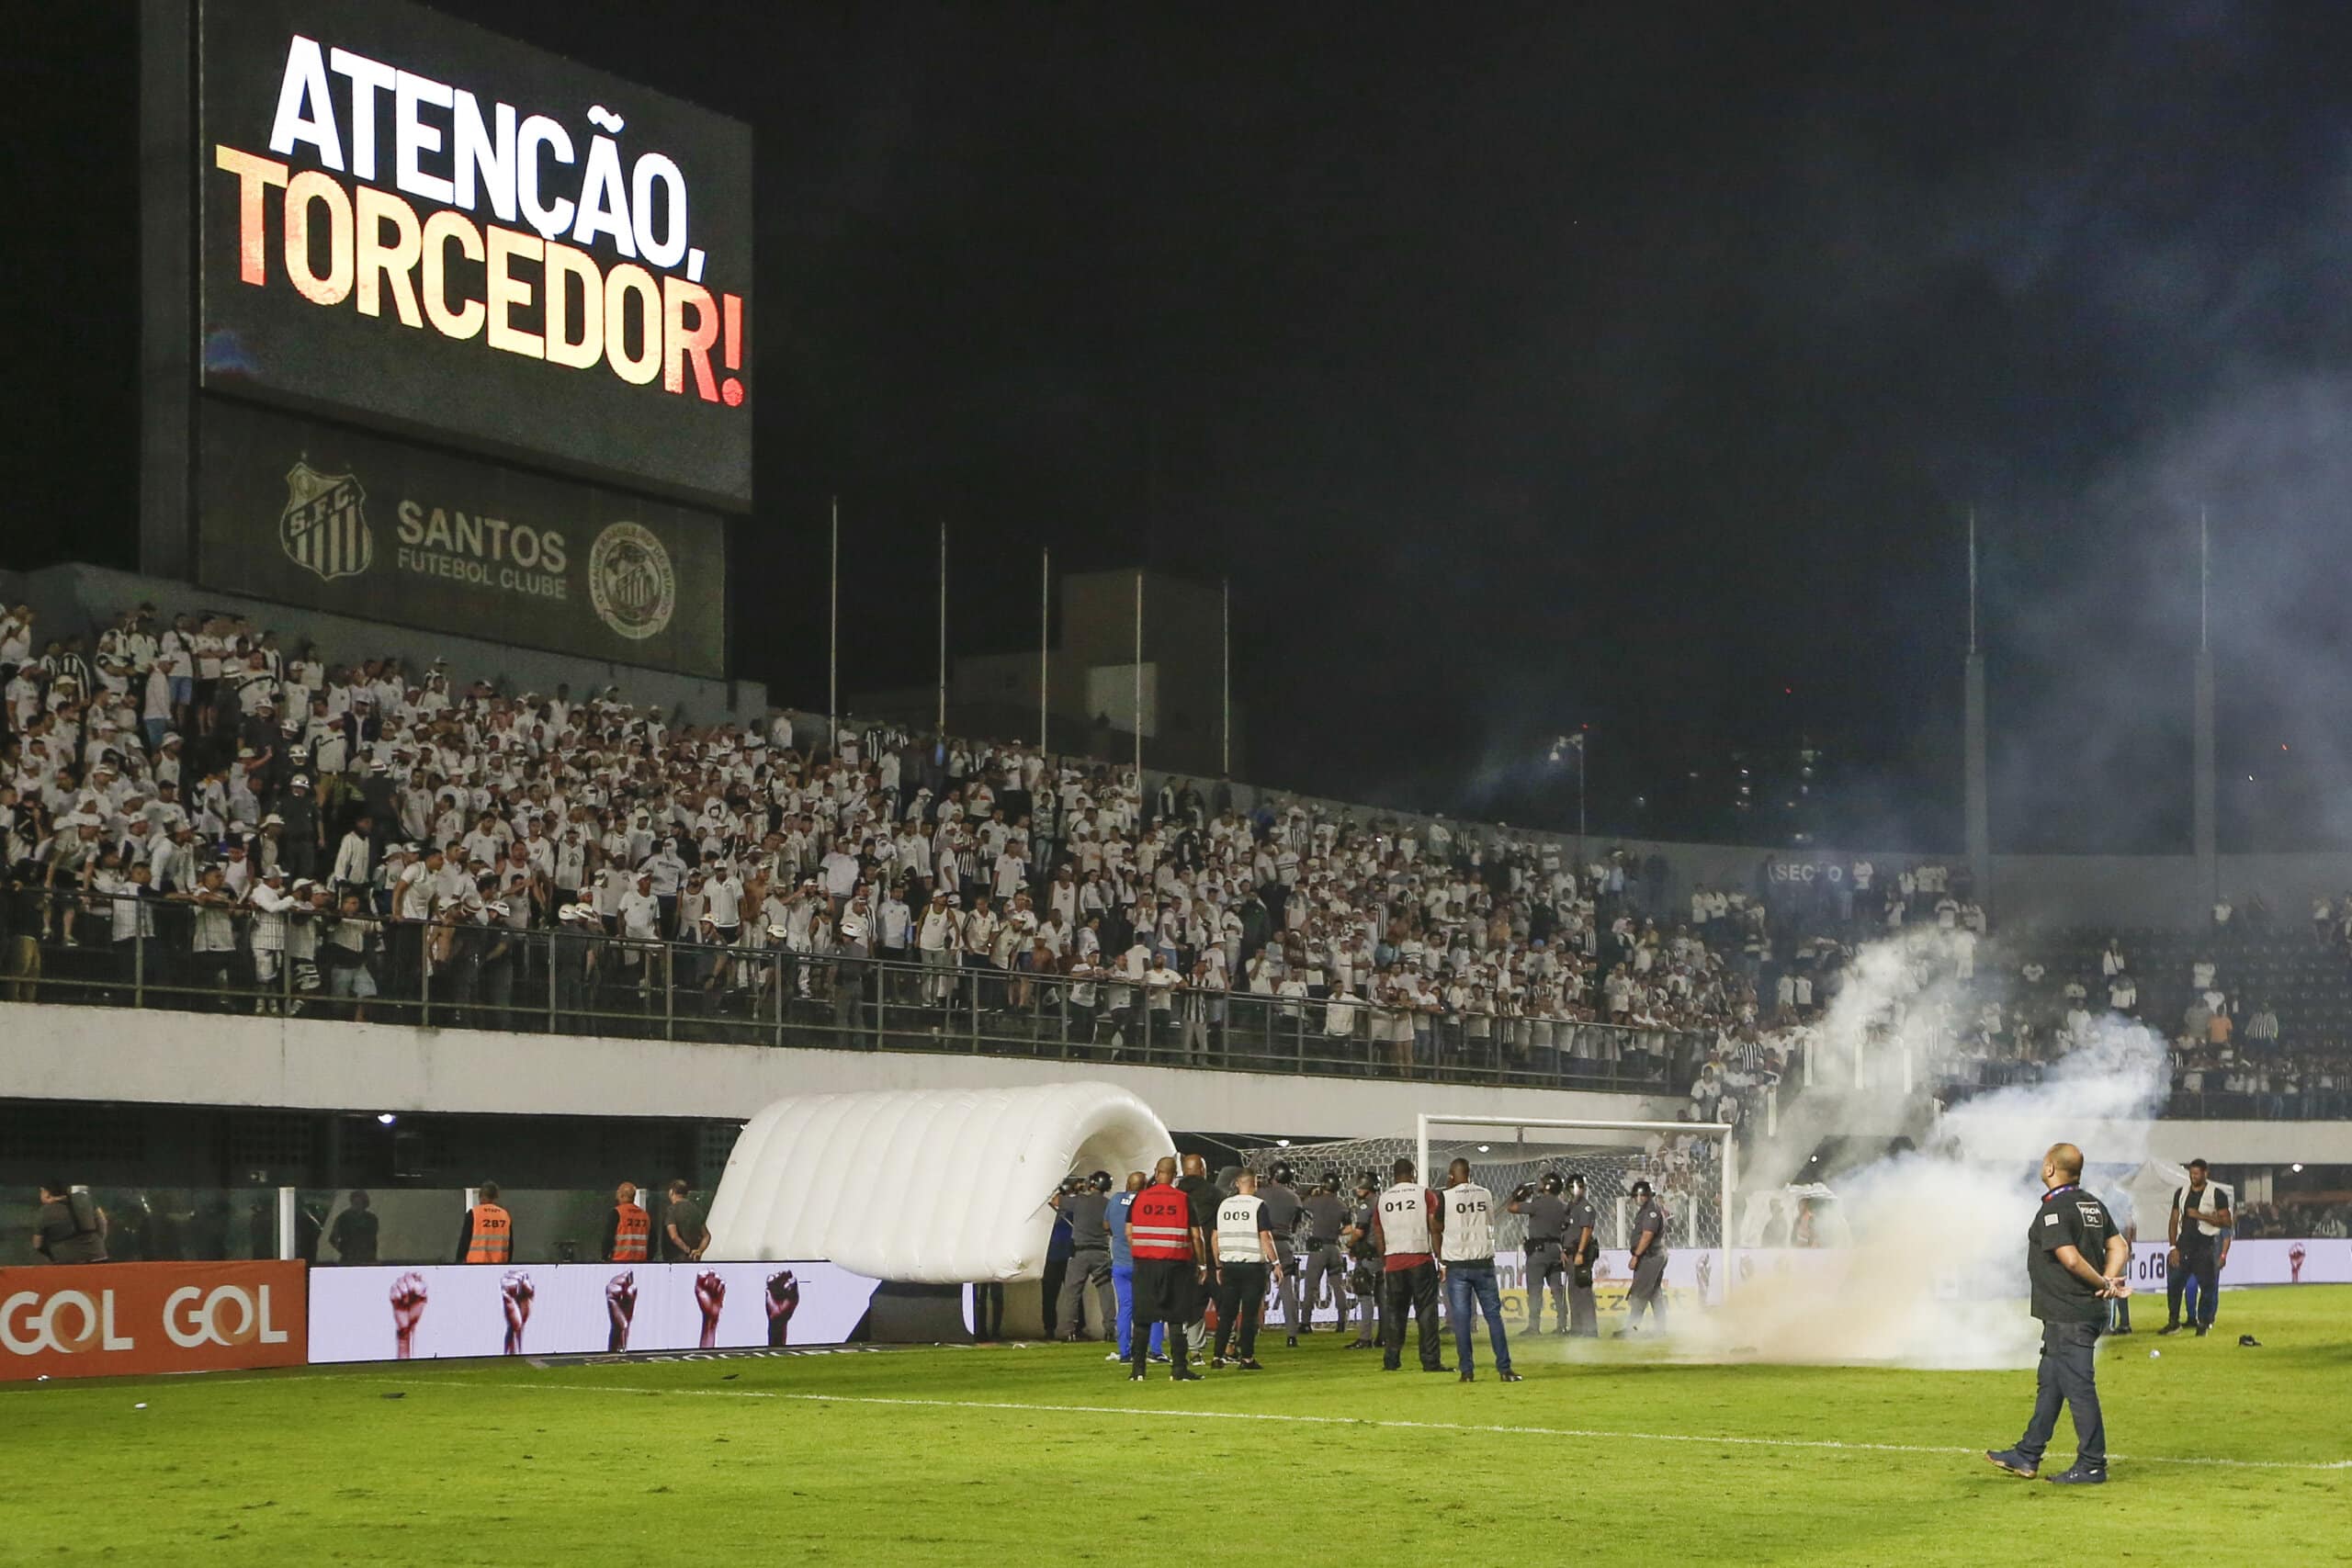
[6,1286,2347,1565]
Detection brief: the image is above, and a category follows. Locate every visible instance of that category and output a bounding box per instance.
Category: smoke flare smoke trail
[1681,930,2168,1369]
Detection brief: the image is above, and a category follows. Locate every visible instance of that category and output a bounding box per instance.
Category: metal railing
[0,888,1704,1094]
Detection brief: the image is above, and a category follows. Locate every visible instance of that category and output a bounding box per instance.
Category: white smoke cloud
[1673,929,2169,1369]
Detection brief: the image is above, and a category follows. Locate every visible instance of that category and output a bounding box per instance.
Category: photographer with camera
[32,1180,108,1264]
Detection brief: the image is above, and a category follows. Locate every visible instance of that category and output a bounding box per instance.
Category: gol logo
[0,1290,134,1355]
[164,1284,293,1349]
[0,1284,292,1355]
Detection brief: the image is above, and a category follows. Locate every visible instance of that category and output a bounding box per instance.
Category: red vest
[1127,1183,1195,1261]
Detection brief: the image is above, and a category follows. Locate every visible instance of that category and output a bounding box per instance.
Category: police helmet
[1566,1171,1589,1193]
[1321,1169,1341,1190]
[1270,1159,1295,1186]
[1355,1169,1379,1194]
[1630,1179,1654,1199]
[1540,1172,1566,1195]
[1090,1170,1114,1192]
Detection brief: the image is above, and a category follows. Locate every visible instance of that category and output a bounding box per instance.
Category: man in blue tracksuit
[1107,1170,1165,1363]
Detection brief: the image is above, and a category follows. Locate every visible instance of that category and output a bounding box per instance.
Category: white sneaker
[1104,1351,1124,1361]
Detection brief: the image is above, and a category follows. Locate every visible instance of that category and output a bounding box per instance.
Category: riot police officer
[1052,1170,1117,1342]
[1622,1178,1668,1335]
[1340,1171,1384,1349]
[1509,1172,1571,1335]
[1300,1170,1352,1340]
[1565,1172,1600,1336]
[1259,1159,1307,1345]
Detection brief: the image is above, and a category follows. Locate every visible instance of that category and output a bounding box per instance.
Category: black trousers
[2016,1316,2105,1469]
[974,1281,1005,1340]
[1129,1259,1194,1375]
[2168,1247,2220,1327]
[1381,1261,1443,1370]
[1214,1261,1269,1359]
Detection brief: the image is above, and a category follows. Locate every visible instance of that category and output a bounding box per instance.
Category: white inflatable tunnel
[706,1081,1176,1282]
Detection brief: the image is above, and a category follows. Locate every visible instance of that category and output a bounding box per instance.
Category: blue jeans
[1112,1260,1163,1359]
[1443,1260,1512,1374]
[2017,1317,2105,1469]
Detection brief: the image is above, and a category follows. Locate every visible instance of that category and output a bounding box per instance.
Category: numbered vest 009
[1216,1193,1267,1263]
[1378,1184,1430,1258]
[1440,1183,1495,1262]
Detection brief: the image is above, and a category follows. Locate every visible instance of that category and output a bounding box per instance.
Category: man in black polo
[1987,1141,2130,1485]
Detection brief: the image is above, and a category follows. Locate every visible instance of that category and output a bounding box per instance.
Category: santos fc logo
[588,522,676,640]
[279,461,372,582]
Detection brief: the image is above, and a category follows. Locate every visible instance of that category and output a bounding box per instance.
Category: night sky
[14,2,2352,852]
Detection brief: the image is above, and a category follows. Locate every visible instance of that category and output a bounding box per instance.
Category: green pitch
[7,1287,2347,1566]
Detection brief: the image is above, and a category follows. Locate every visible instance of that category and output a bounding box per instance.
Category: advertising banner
[2129,1236,2351,1290]
[0,1262,308,1382]
[198,399,726,677]
[307,1262,880,1363]
[198,0,753,508]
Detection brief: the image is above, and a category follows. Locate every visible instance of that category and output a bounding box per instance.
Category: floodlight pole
[1964,510,1991,917]
[1133,572,1144,783]
[936,523,948,737]
[2193,506,2216,907]
[1039,547,1050,752]
[827,496,842,758]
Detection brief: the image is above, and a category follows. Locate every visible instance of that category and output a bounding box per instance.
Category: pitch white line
[351,1377,2351,1472]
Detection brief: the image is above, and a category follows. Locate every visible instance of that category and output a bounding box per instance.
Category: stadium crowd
[0,600,1781,1092]
[8,599,2351,1118]
[1724,870,2352,1121]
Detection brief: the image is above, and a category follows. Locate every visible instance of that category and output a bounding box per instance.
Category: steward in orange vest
[605,1180,651,1263]
[459,1181,514,1263]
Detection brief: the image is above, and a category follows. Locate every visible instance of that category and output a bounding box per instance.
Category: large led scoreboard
[149,0,750,678]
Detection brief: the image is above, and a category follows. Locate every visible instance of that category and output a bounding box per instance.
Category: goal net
[1237,1114,1735,1308]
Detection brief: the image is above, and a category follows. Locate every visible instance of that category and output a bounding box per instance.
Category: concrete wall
[5,562,768,725]
[1,1002,1683,1143]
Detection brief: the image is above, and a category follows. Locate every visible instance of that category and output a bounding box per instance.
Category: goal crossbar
[1416,1113,1736,1298]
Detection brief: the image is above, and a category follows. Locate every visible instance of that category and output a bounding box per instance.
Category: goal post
[1234,1114,1739,1310]
[1414,1113,1736,1306]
